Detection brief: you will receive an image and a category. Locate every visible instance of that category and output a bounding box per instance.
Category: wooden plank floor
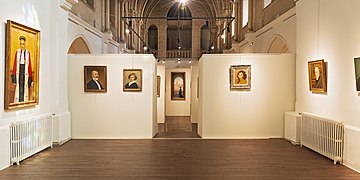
[155,116,201,138]
[0,139,359,179]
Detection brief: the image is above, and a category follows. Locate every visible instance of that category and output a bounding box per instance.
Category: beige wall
[199,54,295,138]
[165,68,192,116]
[68,54,157,138]
[157,65,166,123]
[191,62,199,123]
[296,0,360,172]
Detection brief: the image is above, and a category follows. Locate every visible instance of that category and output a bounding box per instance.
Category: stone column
[192,19,203,59]
[105,0,110,32]
[238,0,243,41]
[247,0,254,32]
[157,20,167,59]
[233,1,240,42]
[117,0,122,42]
[101,0,105,31]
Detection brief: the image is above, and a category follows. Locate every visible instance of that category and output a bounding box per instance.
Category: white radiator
[301,112,344,164]
[284,111,302,145]
[10,114,53,165]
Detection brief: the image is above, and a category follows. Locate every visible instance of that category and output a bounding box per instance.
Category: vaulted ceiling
[127,0,232,18]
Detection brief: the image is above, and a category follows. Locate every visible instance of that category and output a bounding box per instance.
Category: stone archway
[266,34,290,53]
[68,36,91,54]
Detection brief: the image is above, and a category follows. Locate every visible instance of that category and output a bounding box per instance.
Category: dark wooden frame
[308,59,327,93]
[5,20,40,110]
[171,72,186,100]
[84,66,107,93]
[354,57,360,92]
[157,75,161,97]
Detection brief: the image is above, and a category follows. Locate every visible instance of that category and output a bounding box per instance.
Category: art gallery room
[0,0,360,179]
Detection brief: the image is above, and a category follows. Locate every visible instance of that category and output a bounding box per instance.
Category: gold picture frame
[123,69,142,92]
[308,60,327,93]
[355,57,360,92]
[84,66,107,93]
[171,72,185,100]
[229,65,251,91]
[5,20,40,110]
[157,75,161,97]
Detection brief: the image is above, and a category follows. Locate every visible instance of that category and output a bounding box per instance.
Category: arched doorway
[266,35,290,53]
[68,36,91,54]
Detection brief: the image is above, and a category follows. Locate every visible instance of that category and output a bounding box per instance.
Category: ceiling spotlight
[189,59,192,64]
[221,34,225,39]
[162,59,165,64]
[180,0,187,4]
[125,28,130,34]
[178,46,181,50]
[143,45,148,51]
[177,58,181,63]
[156,58,160,62]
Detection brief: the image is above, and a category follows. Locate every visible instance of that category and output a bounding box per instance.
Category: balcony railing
[167,50,192,58]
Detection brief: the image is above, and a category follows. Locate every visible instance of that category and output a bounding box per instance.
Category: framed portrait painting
[84,66,107,93]
[355,57,360,92]
[4,20,40,110]
[157,75,161,97]
[123,69,142,92]
[308,60,327,93]
[171,72,185,100]
[229,65,251,91]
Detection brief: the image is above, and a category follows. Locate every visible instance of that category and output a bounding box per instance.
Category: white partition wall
[199,54,296,138]
[296,0,360,172]
[68,54,157,139]
[157,65,165,123]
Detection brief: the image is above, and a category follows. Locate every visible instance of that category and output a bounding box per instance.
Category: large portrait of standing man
[5,20,40,110]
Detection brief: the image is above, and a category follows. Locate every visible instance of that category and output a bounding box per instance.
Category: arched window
[68,36,92,54]
[201,25,210,51]
[148,25,158,50]
[264,0,272,8]
[167,2,192,18]
[166,2,192,50]
[242,0,249,28]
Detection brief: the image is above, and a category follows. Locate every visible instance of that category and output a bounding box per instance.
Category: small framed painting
[354,57,360,92]
[308,60,327,93]
[157,75,161,97]
[171,72,185,100]
[229,65,251,91]
[123,69,142,92]
[84,66,107,92]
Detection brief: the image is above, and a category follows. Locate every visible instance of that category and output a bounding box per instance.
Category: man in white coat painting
[11,36,33,103]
